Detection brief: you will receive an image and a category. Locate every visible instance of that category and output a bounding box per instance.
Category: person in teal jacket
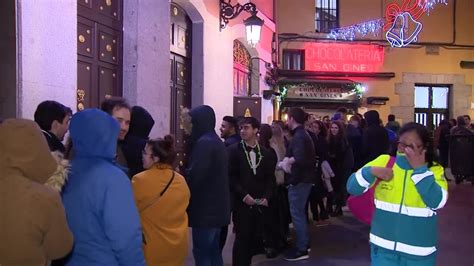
[347,122,448,266]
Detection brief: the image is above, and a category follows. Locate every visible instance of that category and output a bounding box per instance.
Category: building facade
[275,0,474,131]
[0,0,276,139]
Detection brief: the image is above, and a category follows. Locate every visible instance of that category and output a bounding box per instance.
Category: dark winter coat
[363,111,389,164]
[185,105,231,228]
[42,130,66,153]
[347,124,364,170]
[385,120,401,133]
[224,133,242,147]
[122,106,155,178]
[285,126,316,185]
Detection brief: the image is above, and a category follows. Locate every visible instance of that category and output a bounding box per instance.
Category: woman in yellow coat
[132,135,190,266]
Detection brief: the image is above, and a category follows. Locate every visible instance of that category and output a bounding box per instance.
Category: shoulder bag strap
[139,171,175,213]
[374,156,395,186]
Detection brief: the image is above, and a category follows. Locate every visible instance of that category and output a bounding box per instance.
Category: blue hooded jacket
[62,109,145,266]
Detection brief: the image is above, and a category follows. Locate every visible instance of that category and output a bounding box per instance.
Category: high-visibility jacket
[347,154,448,257]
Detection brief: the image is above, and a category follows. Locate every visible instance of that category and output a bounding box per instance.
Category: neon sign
[304,43,384,73]
[386,12,423,47]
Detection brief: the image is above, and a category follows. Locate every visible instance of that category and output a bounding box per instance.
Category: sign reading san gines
[304,43,385,73]
[286,84,357,101]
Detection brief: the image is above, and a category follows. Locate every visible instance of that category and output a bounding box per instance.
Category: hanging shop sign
[233,96,262,120]
[304,43,384,73]
[283,83,363,102]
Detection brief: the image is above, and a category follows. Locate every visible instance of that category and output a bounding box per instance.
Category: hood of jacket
[0,119,57,184]
[127,106,155,139]
[364,110,381,127]
[69,108,119,160]
[189,105,216,141]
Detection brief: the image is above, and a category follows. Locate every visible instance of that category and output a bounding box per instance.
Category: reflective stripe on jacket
[347,154,448,257]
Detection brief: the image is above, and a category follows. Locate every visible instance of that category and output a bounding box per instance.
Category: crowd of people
[0,98,473,266]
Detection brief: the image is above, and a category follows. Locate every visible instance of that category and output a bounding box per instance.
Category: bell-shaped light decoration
[244,13,264,48]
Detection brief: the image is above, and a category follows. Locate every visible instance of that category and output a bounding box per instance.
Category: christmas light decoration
[384,0,425,31]
[386,12,423,47]
[329,19,385,41]
[418,0,448,13]
[323,0,447,46]
[348,83,366,101]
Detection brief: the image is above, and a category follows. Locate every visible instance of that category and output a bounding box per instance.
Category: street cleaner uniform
[347,154,448,266]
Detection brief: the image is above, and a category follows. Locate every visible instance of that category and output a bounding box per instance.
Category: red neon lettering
[304,43,385,73]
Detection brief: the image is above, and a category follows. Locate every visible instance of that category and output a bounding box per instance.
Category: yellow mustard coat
[132,164,190,266]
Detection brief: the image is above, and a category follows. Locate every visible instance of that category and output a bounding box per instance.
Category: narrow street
[186,178,474,266]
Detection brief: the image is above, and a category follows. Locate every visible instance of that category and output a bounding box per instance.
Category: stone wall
[123,0,170,138]
[391,73,472,124]
[17,0,77,119]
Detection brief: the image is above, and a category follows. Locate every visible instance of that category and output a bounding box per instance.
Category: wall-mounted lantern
[220,0,264,48]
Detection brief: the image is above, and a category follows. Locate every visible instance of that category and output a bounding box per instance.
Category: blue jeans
[192,227,223,266]
[371,245,436,266]
[288,182,313,251]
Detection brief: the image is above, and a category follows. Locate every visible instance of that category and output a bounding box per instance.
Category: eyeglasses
[397,141,422,150]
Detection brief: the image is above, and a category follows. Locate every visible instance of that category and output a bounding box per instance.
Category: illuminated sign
[285,83,358,101]
[386,12,423,47]
[304,43,384,73]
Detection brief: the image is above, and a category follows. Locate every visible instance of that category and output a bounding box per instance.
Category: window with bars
[282,49,304,70]
[315,0,339,33]
[414,85,450,133]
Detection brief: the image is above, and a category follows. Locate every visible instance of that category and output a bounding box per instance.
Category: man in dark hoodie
[362,110,389,164]
[122,106,155,178]
[183,105,230,266]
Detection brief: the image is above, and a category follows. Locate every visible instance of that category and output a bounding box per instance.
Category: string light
[326,0,447,45]
[386,12,423,47]
[328,19,385,41]
[418,0,448,14]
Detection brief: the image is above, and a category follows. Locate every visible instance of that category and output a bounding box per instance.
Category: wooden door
[77,0,123,111]
[170,3,192,171]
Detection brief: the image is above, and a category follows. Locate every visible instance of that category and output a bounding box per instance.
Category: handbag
[347,156,395,225]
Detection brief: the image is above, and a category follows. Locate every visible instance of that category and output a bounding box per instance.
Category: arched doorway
[233,39,261,120]
[233,40,251,96]
[170,3,192,171]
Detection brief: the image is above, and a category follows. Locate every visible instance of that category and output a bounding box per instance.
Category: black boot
[330,206,343,217]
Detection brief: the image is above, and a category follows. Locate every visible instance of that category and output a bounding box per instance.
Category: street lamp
[244,13,264,48]
[220,0,264,47]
